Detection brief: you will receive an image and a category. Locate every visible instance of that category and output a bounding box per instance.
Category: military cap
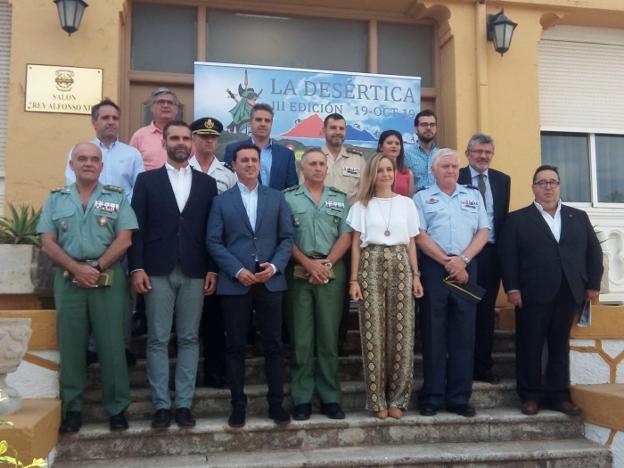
[190,117,223,136]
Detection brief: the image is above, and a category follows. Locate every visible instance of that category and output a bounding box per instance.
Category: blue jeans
[145,266,204,410]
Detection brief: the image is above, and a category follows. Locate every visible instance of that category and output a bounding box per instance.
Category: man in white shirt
[128,121,218,429]
[498,164,603,417]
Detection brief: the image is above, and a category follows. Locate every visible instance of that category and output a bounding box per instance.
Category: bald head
[69,142,103,184]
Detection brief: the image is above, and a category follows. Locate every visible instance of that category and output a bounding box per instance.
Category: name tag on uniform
[325,200,345,209]
[342,166,360,177]
[94,200,119,213]
[460,199,478,209]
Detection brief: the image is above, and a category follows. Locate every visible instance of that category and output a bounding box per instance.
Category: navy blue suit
[224,138,298,191]
[206,182,294,408]
[458,166,510,376]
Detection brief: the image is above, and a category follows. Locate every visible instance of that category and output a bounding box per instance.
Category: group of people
[37,86,603,435]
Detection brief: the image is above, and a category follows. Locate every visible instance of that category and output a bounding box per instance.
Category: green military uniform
[37,183,138,417]
[284,184,351,405]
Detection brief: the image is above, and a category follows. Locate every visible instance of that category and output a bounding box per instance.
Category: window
[541,132,624,204]
[378,22,434,86]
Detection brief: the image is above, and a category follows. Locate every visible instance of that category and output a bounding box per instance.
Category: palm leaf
[0,204,41,246]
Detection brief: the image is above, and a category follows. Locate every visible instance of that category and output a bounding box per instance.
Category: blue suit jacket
[206,183,294,295]
[224,138,298,191]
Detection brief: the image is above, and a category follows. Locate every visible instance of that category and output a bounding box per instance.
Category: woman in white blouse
[347,153,423,420]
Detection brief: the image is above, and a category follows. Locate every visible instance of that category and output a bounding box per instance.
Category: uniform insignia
[293,217,301,226]
[460,199,479,208]
[342,166,360,176]
[463,184,479,190]
[283,185,298,193]
[59,221,68,231]
[51,185,71,193]
[328,186,346,196]
[204,119,215,129]
[98,216,108,226]
[103,184,123,193]
[325,200,345,209]
[346,147,363,156]
[426,197,439,204]
[223,162,235,173]
[414,187,427,194]
[94,200,119,213]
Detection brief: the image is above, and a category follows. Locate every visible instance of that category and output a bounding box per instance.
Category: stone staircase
[54,310,612,467]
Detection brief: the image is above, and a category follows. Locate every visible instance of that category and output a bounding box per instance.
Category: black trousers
[474,243,500,374]
[418,254,477,408]
[221,285,284,408]
[337,251,352,346]
[200,293,226,378]
[515,278,580,404]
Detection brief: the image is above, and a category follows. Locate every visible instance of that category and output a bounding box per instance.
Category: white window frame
[541,126,624,210]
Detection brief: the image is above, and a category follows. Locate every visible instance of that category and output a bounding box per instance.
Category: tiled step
[55,408,584,463]
[86,351,516,390]
[81,379,519,422]
[56,438,612,468]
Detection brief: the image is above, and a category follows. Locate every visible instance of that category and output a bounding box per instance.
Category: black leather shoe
[474,369,500,384]
[448,405,476,417]
[109,411,129,431]
[553,401,581,416]
[60,411,82,433]
[175,407,196,427]
[228,406,246,428]
[268,404,291,425]
[151,409,171,429]
[320,402,346,420]
[292,403,312,421]
[204,373,227,389]
[419,405,438,416]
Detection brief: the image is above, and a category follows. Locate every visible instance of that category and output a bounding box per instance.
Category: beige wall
[4,0,624,212]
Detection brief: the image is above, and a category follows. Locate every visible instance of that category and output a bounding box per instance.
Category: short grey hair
[300,147,325,164]
[466,133,495,152]
[150,87,179,105]
[431,148,459,167]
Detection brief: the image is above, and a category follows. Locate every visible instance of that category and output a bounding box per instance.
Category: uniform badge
[293,217,300,227]
[94,200,119,213]
[98,216,108,226]
[342,166,360,176]
[59,221,68,232]
[426,198,439,204]
[325,200,345,209]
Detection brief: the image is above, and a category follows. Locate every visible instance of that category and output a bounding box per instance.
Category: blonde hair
[355,153,396,206]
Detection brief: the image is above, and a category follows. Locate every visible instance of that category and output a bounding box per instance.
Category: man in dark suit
[458,133,511,384]
[224,103,298,190]
[207,143,294,428]
[498,164,603,416]
[128,121,218,429]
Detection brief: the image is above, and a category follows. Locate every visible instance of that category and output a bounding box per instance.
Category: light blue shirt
[237,181,259,232]
[469,166,495,243]
[413,183,489,255]
[252,137,273,186]
[404,141,438,190]
[65,138,144,201]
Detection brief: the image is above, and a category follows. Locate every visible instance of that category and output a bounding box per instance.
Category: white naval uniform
[189,155,237,195]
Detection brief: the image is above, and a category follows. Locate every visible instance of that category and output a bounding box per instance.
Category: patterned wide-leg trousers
[358,244,415,411]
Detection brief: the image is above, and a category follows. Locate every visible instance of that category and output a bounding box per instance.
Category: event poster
[194,62,421,160]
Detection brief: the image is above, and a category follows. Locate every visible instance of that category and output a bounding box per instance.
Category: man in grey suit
[207,143,294,428]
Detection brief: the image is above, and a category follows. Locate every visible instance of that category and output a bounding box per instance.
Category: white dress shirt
[188,155,237,195]
[534,200,562,242]
[238,181,259,231]
[166,162,192,212]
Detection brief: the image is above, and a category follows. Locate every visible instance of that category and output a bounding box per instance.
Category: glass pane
[540,132,590,202]
[378,22,434,87]
[596,134,624,203]
[206,11,367,72]
[131,3,196,74]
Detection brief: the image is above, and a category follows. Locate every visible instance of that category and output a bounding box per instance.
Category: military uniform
[412,183,489,410]
[188,157,236,195]
[284,184,351,405]
[37,183,138,417]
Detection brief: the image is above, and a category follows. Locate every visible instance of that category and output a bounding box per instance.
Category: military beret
[190,117,223,136]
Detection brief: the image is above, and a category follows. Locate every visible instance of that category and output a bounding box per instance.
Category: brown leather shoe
[521,400,540,415]
[554,401,581,416]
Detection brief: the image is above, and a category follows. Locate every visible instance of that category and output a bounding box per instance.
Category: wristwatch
[460,255,470,265]
[86,259,101,271]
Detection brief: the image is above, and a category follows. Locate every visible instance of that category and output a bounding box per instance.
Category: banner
[194,62,420,159]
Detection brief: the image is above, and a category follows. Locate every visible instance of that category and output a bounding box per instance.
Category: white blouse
[347,195,420,248]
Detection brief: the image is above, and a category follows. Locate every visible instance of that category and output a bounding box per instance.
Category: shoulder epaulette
[50,185,69,193]
[328,186,347,196]
[283,185,298,193]
[346,147,363,156]
[463,184,479,190]
[223,162,235,173]
[414,187,427,194]
[103,184,124,193]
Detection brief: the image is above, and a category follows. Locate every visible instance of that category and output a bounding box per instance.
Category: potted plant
[0,204,52,296]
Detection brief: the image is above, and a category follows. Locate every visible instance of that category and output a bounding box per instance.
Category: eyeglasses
[155,99,176,106]
[470,150,493,156]
[533,179,560,188]
[418,122,437,128]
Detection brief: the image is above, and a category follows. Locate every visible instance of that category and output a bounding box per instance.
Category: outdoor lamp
[54,0,88,35]
[487,9,517,56]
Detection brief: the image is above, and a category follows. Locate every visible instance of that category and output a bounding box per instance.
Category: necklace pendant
[384,229,391,237]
